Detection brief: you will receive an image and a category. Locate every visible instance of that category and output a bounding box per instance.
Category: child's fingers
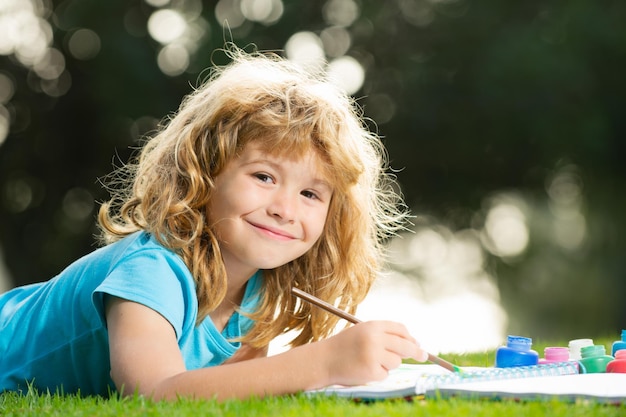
[373,321,429,363]
[384,334,429,364]
[324,321,429,386]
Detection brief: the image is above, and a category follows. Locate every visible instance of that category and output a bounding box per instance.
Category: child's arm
[106,297,426,401]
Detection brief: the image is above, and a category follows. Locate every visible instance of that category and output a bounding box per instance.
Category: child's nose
[268,191,297,222]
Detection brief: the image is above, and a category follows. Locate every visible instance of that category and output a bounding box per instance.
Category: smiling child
[0,46,427,400]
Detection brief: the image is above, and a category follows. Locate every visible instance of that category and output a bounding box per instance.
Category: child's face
[208,142,333,279]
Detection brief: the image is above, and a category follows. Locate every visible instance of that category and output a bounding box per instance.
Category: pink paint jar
[538,347,570,364]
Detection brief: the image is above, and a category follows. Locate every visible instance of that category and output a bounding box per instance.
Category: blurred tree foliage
[0,0,625,340]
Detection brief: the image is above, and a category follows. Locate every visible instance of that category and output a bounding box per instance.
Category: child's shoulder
[103,231,167,255]
[75,231,182,276]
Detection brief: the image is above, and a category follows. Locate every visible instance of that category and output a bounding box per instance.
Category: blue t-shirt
[0,231,262,396]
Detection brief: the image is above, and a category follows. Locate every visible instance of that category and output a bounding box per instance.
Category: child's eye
[254,173,274,183]
[301,190,320,200]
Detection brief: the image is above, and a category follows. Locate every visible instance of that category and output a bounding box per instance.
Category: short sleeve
[92,248,197,340]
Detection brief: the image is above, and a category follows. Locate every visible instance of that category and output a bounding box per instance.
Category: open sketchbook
[307,361,626,403]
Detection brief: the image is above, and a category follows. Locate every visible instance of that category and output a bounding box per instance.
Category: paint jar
[611,330,626,356]
[578,345,613,373]
[568,338,594,360]
[607,350,626,373]
[495,335,539,368]
[538,347,570,364]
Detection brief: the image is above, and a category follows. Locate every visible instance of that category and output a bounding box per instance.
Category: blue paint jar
[611,330,626,356]
[495,335,539,368]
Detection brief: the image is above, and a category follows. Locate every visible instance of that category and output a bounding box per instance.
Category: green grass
[1,392,624,417]
[1,338,624,416]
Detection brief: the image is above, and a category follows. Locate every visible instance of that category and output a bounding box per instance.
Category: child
[0,47,427,400]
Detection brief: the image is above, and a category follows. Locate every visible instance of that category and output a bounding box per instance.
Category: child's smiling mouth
[247,221,298,241]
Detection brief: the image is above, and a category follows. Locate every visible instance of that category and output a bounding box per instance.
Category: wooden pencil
[291,287,461,373]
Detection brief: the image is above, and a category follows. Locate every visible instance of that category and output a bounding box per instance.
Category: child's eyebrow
[310,178,333,193]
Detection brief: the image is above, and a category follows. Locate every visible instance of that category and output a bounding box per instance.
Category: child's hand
[319,321,428,387]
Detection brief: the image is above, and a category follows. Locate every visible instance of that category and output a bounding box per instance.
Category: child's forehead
[237,141,334,177]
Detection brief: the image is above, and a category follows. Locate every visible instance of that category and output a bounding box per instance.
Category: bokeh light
[148,9,188,44]
[284,31,366,94]
[381,223,507,353]
[157,44,190,76]
[322,0,360,27]
[398,0,435,27]
[62,187,94,221]
[284,31,326,72]
[0,246,11,291]
[0,73,15,104]
[0,72,13,146]
[129,115,160,141]
[215,0,284,28]
[320,26,352,58]
[32,48,65,80]
[240,0,283,25]
[481,195,530,259]
[365,93,397,125]
[67,28,101,61]
[0,0,73,142]
[327,56,364,95]
[2,173,44,214]
[0,105,8,146]
[215,0,247,28]
[547,163,587,251]
[144,0,170,7]
[146,1,209,76]
[3,178,33,213]
[0,0,54,66]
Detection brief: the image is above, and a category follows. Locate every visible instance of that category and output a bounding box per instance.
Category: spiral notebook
[434,373,626,403]
[310,361,586,400]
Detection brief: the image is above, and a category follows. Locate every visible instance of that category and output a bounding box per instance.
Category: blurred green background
[1,0,625,346]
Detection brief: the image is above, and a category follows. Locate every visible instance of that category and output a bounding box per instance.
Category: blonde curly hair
[98,46,409,348]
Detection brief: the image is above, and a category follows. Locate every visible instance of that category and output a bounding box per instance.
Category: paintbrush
[291,287,462,373]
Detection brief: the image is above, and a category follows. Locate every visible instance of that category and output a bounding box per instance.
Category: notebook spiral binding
[420,361,580,392]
